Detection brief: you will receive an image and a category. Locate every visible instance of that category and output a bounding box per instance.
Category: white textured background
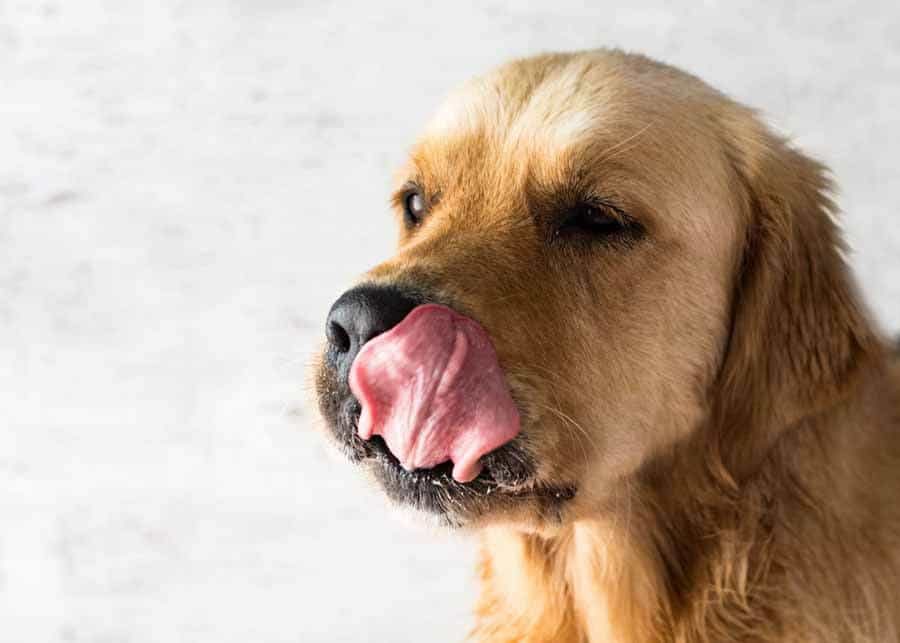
[1,1,898,642]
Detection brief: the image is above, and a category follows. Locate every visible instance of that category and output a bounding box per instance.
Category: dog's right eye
[403,189,427,227]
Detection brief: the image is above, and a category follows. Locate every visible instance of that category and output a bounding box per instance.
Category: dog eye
[555,201,637,241]
[403,190,427,226]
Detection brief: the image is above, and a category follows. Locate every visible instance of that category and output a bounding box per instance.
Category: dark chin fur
[365,441,577,527]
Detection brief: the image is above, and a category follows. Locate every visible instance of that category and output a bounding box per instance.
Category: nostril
[327,320,352,354]
[325,284,420,366]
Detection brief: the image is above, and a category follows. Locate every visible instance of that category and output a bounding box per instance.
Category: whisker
[530,401,597,464]
[597,120,655,163]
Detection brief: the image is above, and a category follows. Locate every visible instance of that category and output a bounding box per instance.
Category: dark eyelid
[392,182,443,212]
[550,195,635,229]
[392,181,422,210]
[582,196,632,224]
[550,194,645,246]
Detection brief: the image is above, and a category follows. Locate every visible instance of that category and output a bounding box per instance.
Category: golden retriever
[312,50,900,642]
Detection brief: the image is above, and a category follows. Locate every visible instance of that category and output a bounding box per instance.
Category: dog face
[313,51,854,529]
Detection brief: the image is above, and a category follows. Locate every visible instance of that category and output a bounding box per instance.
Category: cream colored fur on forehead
[424,57,613,152]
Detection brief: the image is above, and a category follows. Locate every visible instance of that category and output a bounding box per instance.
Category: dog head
[313,51,873,529]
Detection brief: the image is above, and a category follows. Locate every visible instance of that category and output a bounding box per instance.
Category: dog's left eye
[556,201,635,240]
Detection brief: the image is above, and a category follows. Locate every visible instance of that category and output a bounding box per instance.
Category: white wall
[1,1,897,641]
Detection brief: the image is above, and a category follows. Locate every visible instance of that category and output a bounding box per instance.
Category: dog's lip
[367,435,578,502]
[342,398,577,502]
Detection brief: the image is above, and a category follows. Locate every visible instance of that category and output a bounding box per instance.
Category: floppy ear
[711,113,879,475]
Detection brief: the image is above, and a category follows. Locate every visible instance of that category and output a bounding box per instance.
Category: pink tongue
[349,304,520,483]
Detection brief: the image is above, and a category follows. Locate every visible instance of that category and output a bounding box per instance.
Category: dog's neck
[474,515,669,643]
[472,352,900,643]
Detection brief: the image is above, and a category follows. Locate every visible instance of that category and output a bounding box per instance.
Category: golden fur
[322,50,900,641]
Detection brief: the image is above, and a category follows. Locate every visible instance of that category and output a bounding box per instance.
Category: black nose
[324,284,419,378]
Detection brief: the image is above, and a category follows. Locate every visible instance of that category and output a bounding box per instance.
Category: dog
[312,50,900,642]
